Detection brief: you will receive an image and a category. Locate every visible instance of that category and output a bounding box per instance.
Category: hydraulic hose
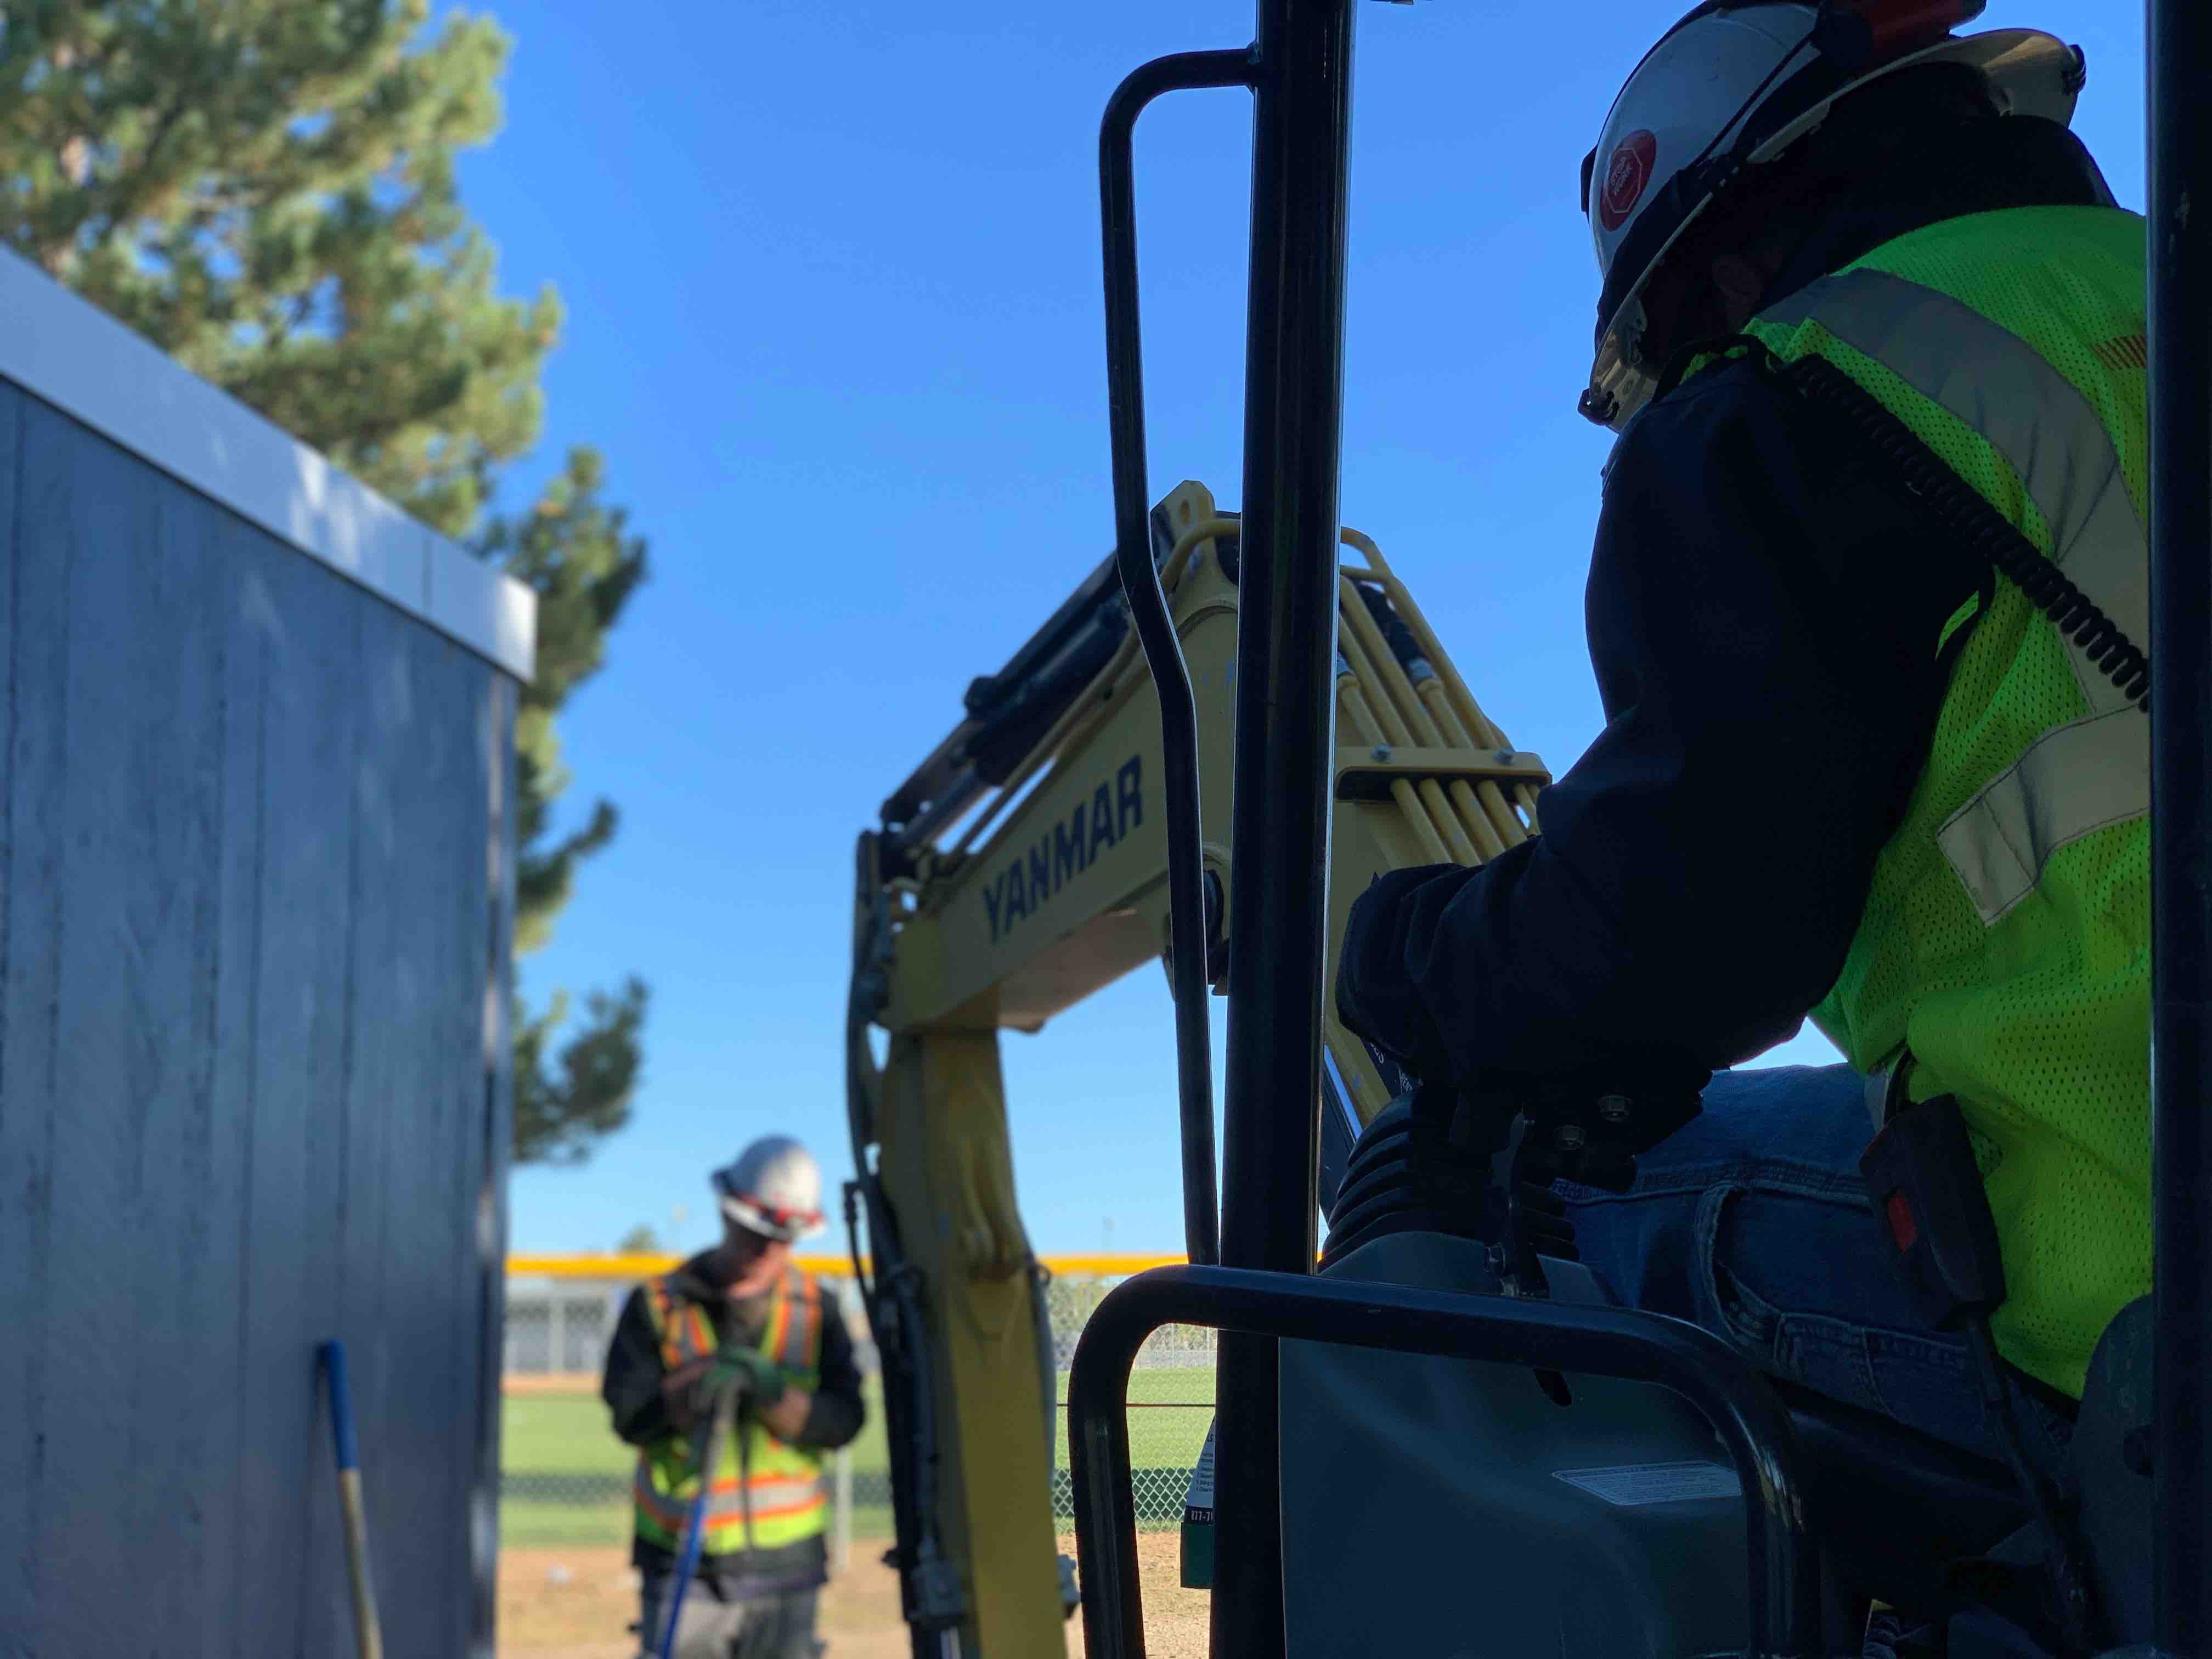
[844,838,961,1639]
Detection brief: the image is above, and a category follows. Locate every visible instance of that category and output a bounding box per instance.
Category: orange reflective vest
[630,1268,828,1554]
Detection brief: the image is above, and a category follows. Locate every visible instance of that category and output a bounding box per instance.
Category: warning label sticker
[1182,1418,1217,1522]
[1552,1460,1742,1508]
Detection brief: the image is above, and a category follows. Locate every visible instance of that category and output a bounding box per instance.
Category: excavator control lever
[1321,1080,1694,1280]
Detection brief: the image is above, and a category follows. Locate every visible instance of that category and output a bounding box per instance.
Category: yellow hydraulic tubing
[847,483,1549,1653]
[1345,527,1542,832]
[1340,617,1493,864]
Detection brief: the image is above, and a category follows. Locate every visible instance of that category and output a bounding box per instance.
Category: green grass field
[502,1392,638,1474]
[1056,1367,1214,1470]
[499,1369,1215,1546]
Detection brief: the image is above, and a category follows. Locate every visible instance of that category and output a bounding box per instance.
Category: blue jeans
[1557,1064,2072,1482]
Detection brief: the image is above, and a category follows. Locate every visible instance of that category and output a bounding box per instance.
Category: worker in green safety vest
[1336,0,2145,1616]
[602,1136,865,1659]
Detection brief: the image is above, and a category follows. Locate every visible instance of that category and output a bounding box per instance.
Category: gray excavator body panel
[1279,1231,1751,1658]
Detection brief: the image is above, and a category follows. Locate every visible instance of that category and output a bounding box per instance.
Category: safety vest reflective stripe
[630,1469,827,1531]
[632,1490,827,1554]
[632,1480,827,1533]
[1937,706,2151,926]
[649,1282,718,1367]
[1758,264,2149,921]
[763,1275,821,1368]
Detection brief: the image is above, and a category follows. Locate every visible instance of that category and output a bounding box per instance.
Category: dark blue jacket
[1335,121,2109,1110]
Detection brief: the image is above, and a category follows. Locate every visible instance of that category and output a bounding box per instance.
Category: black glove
[1335,863,1482,1085]
[1337,862,1717,1122]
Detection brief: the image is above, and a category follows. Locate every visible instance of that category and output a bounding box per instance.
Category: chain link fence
[1039,1268,1214,1526]
[500,1262,1209,1549]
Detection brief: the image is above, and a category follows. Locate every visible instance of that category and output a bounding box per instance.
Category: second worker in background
[603,1136,866,1659]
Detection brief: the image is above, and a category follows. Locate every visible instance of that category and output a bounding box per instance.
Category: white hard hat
[712,1136,825,1243]
[1582,1,2085,430]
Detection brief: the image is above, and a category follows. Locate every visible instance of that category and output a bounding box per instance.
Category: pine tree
[485,449,650,1164]
[0,1,648,1164]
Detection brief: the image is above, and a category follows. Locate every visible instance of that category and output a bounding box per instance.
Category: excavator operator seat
[1279,1092,2158,1659]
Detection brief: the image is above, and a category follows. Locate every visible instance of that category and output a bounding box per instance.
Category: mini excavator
[843,3,2212,1657]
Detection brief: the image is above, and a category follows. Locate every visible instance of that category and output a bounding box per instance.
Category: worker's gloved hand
[1335,864,1480,1085]
[699,1345,791,1412]
[660,1356,716,1433]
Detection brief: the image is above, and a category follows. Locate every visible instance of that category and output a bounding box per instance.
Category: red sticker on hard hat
[1597,129,1658,233]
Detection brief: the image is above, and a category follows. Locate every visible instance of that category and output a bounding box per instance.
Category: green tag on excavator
[1180,1417,1217,1589]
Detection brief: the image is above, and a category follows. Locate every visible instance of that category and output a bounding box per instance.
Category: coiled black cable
[1663,330,2154,710]
[1741,337,2152,710]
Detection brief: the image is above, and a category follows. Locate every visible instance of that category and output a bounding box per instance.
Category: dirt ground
[1064,1530,1211,1659]
[498,1534,1209,1659]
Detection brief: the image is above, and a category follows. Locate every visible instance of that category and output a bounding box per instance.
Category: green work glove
[698,1344,789,1411]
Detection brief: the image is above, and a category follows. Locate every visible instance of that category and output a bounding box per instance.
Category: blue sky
[464,2,2148,1259]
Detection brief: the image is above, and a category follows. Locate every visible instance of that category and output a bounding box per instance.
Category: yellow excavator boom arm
[845,480,1547,1655]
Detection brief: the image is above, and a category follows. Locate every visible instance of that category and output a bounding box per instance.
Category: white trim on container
[0,246,535,680]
